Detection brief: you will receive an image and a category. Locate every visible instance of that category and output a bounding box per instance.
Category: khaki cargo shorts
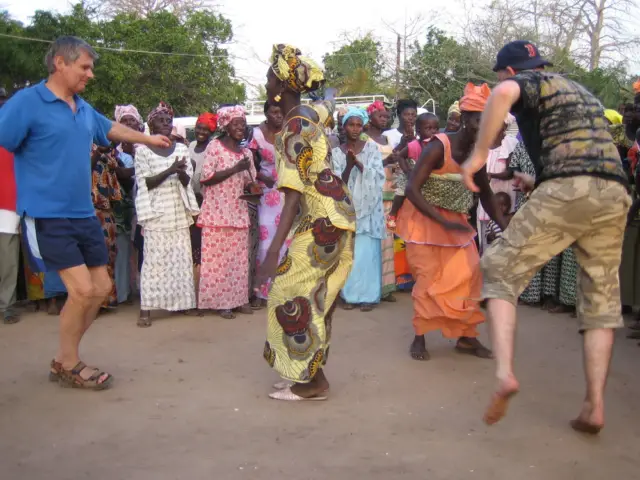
[481,176,631,331]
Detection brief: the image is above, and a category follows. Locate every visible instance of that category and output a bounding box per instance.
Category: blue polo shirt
[0,81,112,218]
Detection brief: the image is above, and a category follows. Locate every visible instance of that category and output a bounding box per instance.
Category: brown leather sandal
[49,359,63,382]
[57,361,114,390]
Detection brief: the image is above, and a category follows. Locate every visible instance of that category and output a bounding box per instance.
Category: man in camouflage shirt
[462,41,631,435]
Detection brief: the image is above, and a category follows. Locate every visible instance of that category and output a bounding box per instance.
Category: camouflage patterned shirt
[510,71,628,189]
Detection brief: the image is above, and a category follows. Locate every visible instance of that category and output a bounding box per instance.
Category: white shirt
[0,209,19,235]
[382,128,404,149]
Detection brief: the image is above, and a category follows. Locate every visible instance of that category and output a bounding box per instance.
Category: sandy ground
[0,294,639,480]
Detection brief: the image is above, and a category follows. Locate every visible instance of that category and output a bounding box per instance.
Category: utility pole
[395,34,401,99]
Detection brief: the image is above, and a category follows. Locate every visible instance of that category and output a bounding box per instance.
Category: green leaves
[322,35,392,96]
[402,28,493,120]
[0,5,245,117]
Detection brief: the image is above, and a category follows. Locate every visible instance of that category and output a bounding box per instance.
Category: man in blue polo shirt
[0,36,172,390]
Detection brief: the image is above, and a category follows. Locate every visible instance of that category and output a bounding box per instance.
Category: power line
[0,33,231,58]
[0,33,411,61]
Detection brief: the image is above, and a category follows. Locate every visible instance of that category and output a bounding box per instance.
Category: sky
[3,0,465,97]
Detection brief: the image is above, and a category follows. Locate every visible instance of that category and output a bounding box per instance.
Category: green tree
[562,63,634,108]
[402,28,493,119]
[0,4,245,117]
[322,34,391,96]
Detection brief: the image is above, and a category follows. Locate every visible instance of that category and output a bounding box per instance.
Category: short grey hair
[45,36,99,74]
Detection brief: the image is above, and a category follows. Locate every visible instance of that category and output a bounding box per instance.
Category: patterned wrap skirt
[96,209,118,307]
[140,228,196,311]
[199,226,249,310]
[264,227,354,383]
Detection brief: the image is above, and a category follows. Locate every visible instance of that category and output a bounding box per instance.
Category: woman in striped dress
[134,102,200,327]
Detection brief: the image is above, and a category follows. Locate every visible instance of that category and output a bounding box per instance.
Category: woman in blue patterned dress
[332,108,385,311]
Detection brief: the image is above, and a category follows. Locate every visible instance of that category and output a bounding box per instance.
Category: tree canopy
[322,34,393,97]
[0,4,245,117]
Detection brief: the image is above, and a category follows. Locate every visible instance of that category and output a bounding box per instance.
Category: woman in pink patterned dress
[199,106,257,319]
[250,101,285,307]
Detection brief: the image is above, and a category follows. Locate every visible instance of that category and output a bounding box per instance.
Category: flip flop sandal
[455,343,493,359]
[219,310,235,319]
[2,309,20,324]
[273,381,293,390]
[268,386,328,401]
[360,303,375,312]
[341,303,355,310]
[381,294,397,303]
[570,418,602,435]
[181,309,204,317]
[137,315,152,328]
[272,381,330,393]
[57,361,114,391]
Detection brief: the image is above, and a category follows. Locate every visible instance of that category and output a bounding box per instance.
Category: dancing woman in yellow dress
[256,44,356,401]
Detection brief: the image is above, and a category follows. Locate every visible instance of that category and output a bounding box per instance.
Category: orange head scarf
[459,83,491,112]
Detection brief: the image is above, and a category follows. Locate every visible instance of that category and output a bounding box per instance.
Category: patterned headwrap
[447,101,461,117]
[217,105,246,129]
[366,100,387,115]
[114,105,143,126]
[147,101,174,125]
[270,44,325,94]
[459,83,491,112]
[341,107,369,127]
[197,112,218,132]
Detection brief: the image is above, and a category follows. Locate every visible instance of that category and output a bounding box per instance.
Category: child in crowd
[387,112,440,230]
[486,191,513,244]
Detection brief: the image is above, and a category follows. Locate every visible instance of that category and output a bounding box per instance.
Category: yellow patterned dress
[264,102,356,383]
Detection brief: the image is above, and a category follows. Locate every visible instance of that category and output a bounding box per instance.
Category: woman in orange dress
[396,83,507,361]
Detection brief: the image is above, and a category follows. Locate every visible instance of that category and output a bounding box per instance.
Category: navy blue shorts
[22,216,108,272]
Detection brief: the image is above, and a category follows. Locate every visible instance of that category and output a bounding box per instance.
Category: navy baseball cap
[493,40,552,72]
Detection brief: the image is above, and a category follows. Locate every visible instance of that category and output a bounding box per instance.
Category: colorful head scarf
[217,105,246,129]
[459,83,491,112]
[447,101,461,117]
[147,101,174,125]
[271,44,325,94]
[366,100,387,115]
[604,109,623,125]
[341,107,369,127]
[197,112,218,132]
[115,105,143,126]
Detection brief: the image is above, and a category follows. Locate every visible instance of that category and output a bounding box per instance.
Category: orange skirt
[406,241,484,338]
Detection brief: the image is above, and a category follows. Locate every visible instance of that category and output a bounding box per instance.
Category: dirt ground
[0,294,639,480]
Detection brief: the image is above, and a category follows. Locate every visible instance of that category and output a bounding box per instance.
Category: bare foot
[409,335,430,361]
[290,370,330,398]
[570,401,604,435]
[484,375,520,425]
